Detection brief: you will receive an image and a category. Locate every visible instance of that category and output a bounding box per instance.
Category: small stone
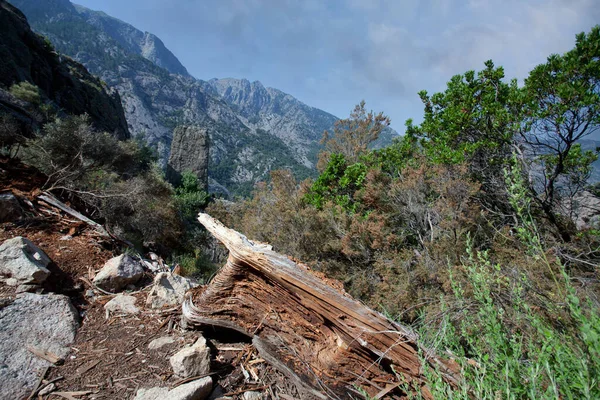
[15,284,38,294]
[0,237,51,284]
[93,254,144,292]
[0,192,23,222]
[242,391,262,400]
[134,376,212,400]
[146,272,197,309]
[59,235,72,241]
[104,294,139,315]
[38,382,55,396]
[148,336,175,350]
[5,278,18,286]
[85,289,95,298]
[169,336,211,378]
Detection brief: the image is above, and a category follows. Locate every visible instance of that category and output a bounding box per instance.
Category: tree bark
[182,213,460,399]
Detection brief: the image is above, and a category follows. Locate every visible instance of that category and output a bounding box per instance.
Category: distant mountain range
[8,0,397,195]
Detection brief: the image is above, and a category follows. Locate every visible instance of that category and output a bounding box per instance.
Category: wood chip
[26,346,63,365]
[75,360,100,376]
[51,391,93,400]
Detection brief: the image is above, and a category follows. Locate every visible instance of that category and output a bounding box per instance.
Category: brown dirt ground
[1,157,301,400]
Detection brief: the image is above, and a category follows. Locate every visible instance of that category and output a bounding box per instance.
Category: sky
[73,0,600,133]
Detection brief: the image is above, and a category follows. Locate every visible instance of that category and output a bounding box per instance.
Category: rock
[104,294,139,315]
[0,237,51,284]
[146,272,197,309]
[5,278,18,286]
[169,336,211,378]
[38,382,55,396]
[93,254,144,292]
[242,392,262,400]
[166,125,209,191]
[0,192,23,222]
[148,336,175,350]
[15,283,38,294]
[0,293,79,399]
[134,376,212,400]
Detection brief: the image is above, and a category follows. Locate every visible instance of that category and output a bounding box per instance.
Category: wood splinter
[183,213,460,399]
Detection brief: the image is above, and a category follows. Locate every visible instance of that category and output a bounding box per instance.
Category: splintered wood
[183,213,460,399]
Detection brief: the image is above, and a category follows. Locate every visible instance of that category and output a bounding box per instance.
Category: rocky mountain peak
[71,3,190,76]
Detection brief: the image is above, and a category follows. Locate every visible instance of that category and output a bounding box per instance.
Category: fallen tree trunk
[183,213,460,399]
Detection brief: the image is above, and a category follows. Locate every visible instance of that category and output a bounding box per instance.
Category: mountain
[0,0,129,139]
[8,0,397,195]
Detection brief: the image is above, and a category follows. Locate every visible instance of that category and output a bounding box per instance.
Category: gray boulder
[170,336,211,378]
[134,377,212,400]
[0,192,23,222]
[104,294,140,315]
[0,237,51,284]
[0,293,79,399]
[93,254,144,292]
[146,272,197,309]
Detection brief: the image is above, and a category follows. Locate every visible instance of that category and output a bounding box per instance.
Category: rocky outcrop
[93,254,144,292]
[0,293,79,399]
[134,377,213,400]
[0,236,51,284]
[167,125,209,190]
[0,0,130,139]
[146,272,197,309]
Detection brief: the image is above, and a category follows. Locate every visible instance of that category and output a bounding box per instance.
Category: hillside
[0,0,129,139]
[8,0,397,195]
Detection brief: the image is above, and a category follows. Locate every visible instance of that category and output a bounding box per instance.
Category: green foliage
[9,81,42,105]
[420,161,600,399]
[174,171,209,221]
[406,60,521,167]
[21,115,181,247]
[522,25,600,218]
[171,249,217,282]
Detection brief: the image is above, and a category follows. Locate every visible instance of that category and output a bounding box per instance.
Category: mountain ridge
[8,0,397,195]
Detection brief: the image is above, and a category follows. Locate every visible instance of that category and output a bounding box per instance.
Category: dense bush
[21,114,182,248]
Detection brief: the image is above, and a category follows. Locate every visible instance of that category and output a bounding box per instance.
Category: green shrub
[174,171,209,221]
[9,81,42,105]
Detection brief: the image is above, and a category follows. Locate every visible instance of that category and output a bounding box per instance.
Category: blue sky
[74,0,599,133]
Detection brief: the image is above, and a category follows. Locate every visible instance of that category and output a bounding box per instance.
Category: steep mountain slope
[8,0,396,195]
[0,0,129,139]
[207,78,339,168]
[72,4,190,77]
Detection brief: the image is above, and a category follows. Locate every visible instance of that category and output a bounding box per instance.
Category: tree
[405,60,523,212]
[521,25,600,231]
[318,100,390,170]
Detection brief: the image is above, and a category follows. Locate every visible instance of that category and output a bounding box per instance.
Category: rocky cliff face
[167,125,209,191]
[8,0,397,195]
[0,0,130,139]
[207,78,339,168]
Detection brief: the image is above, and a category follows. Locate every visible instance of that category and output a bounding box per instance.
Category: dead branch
[182,213,460,399]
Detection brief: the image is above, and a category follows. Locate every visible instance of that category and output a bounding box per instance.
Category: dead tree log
[183,213,460,399]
